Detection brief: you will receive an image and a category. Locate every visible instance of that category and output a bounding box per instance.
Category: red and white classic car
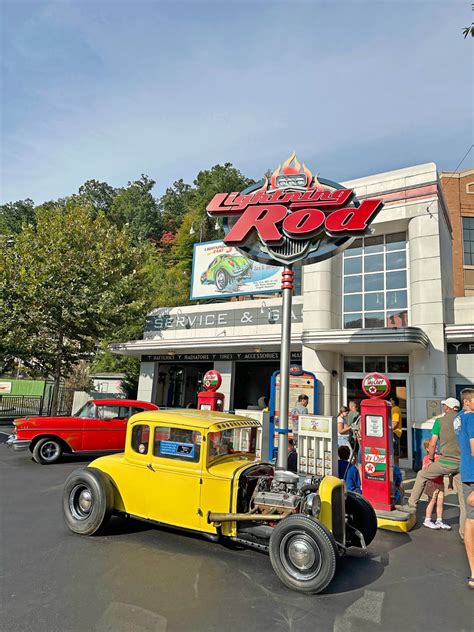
[6,399,158,464]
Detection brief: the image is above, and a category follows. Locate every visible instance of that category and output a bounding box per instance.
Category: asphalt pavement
[0,430,472,632]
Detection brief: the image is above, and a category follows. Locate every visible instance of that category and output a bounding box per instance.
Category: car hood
[206,456,262,480]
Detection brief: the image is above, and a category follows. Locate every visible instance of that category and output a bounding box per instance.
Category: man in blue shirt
[453,388,474,589]
[338,445,362,494]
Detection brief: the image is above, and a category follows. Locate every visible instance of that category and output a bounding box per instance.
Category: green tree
[151,163,253,308]
[0,201,153,411]
[0,199,36,234]
[78,179,117,213]
[108,174,161,243]
[158,178,195,234]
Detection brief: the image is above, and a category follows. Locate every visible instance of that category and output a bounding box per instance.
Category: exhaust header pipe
[208,512,287,523]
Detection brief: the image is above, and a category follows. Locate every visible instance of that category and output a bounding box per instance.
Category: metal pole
[276,266,294,470]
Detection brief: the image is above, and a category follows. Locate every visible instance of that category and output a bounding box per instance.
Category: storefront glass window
[462,217,474,266]
[364,312,385,328]
[344,294,362,312]
[344,313,363,328]
[387,356,410,373]
[344,257,362,275]
[364,273,384,292]
[344,356,364,372]
[344,275,362,293]
[343,233,408,329]
[343,355,409,374]
[364,356,386,372]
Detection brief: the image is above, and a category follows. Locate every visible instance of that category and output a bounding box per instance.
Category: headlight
[303,492,321,518]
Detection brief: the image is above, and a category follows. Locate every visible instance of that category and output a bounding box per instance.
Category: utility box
[297,415,338,477]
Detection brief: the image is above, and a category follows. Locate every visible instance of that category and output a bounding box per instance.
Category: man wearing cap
[402,398,465,536]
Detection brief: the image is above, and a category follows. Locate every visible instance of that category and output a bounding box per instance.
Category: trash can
[412,419,436,471]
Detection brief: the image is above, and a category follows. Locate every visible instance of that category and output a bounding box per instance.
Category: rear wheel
[63,468,113,535]
[345,491,378,548]
[215,268,229,291]
[32,437,63,464]
[269,514,337,594]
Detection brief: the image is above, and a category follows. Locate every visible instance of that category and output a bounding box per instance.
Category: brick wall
[440,169,474,296]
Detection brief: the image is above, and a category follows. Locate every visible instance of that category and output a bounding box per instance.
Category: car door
[146,425,202,531]
[82,404,128,451]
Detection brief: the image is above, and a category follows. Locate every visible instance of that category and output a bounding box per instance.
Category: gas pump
[360,372,415,532]
[197,370,224,411]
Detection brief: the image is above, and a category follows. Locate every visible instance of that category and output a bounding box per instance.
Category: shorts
[463,482,474,520]
[425,479,444,499]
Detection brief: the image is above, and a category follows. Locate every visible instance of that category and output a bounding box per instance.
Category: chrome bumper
[6,435,30,451]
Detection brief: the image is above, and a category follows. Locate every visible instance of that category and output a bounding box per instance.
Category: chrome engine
[252,470,311,513]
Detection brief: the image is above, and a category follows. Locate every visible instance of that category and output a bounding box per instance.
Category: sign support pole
[276,266,294,471]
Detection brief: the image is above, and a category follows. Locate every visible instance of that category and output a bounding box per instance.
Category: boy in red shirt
[422,439,451,530]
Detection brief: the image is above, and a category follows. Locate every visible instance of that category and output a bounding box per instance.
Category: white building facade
[111,163,474,468]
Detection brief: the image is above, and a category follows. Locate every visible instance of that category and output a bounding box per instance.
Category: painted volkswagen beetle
[62,409,377,594]
[200,254,251,291]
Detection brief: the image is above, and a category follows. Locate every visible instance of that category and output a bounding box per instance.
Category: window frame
[462,217,474,266]
[152,425,202,464]
[342,232,409,330]
[131,424,151,456]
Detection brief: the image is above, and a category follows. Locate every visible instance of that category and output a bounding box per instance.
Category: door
[82,403,129,451]
[146,425,202,530]
[344,375,411,468]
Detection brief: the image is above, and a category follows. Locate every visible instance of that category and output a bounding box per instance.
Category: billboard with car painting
[190,240,282,300]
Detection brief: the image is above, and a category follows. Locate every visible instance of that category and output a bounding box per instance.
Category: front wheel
[63,468,113,535]
[32,437,63,464]
[269,514,337,594]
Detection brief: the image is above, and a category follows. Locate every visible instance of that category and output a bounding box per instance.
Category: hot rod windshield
[207,426,257,463]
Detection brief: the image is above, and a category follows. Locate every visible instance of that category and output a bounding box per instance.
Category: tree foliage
[0,201,153,383]
[0,199,36,234]
[0,162,253,391]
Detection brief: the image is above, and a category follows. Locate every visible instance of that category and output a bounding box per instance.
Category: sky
[1,0,473,204]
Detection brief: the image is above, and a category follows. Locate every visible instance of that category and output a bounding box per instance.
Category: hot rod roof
[128,409,261,431]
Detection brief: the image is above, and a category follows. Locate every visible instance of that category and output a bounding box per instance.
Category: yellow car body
[63,409,377,594]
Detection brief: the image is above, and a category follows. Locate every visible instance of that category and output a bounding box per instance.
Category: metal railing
[0,395,44,419]
[0,388,75,420]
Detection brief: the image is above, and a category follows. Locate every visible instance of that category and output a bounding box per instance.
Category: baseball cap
[441,397,460,409]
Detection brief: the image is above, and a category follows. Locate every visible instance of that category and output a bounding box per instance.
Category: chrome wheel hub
[78,489,92,513]
[69,484,93,520]
[280,531,322,581]
[288,538,316,570]
[41,441,59,460]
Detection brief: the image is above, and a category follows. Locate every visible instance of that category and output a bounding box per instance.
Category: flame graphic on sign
[270,152,321,190]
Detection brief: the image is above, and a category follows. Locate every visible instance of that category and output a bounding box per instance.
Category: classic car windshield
[74,402,96,418]
[208,427,256,463]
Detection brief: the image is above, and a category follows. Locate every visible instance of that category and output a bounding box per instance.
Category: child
[338,445,362,493]
[393,464,405,505]
[422,438,451,530]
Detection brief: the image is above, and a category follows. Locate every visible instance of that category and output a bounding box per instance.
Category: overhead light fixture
[189,224,195,236]
[214,219,220,230]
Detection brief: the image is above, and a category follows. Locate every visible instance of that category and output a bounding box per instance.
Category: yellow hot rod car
[62,410,377,594]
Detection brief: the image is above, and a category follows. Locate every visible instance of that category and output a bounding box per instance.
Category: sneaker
[423,519,440,529]
[399,503,417,515]
[435,520,452,530]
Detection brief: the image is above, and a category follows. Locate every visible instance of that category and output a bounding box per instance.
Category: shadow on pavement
[325,530,412,594]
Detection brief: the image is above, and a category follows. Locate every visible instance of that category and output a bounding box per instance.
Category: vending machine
[197,370,224,412]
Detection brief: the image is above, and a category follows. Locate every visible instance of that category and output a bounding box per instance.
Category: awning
[109,332,303,358]
[302,326,430,354]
